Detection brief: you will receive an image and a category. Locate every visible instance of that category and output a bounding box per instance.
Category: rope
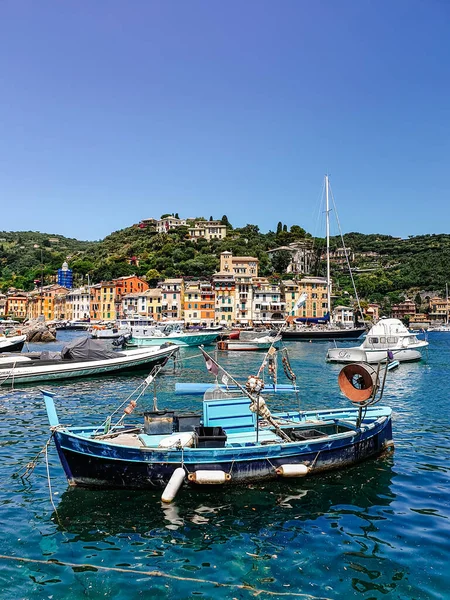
[13,432,58,480]
[0,555,331,598]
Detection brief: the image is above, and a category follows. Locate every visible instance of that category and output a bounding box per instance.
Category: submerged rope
[0,554,331,598]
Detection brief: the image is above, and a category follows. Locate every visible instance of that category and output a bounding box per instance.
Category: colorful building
[65,287,91,321]
[252,278,285,324]
[158,278,183,320]
[57,261,73,289]
[5,293,28,320]
[99,282,117,321]
[212,272,236,324]
[295,276,329,319]
[27,284,69,320]
[114,275,149,319]
[188,220,227,241]
[141,288,162,321]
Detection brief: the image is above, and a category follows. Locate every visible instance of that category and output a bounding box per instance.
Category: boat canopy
[294,312,330,325]
[61,337,125,361]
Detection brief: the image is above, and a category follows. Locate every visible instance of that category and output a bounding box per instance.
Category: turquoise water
[1,332,449,599]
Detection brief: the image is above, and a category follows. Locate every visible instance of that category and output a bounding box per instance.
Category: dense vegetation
[1,221,449,309]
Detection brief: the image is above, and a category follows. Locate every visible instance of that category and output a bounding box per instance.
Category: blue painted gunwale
[50,406,393,488]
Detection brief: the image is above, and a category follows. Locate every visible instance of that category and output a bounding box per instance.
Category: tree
[145,269,161,286]
[414,292,422,310]
[174,213,179,219]
[283,224,288,232]
[209,215,213,221]
[290,225,306,239]
[276,221,282,235]
[221,215,232,228]
[271,250,292,274]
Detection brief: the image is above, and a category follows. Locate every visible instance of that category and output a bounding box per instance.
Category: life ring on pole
[338,363,379,403]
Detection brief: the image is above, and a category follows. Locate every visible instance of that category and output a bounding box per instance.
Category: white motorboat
[0,334,27,353]
[217,335,282,351]
[326,318,428,364]
[89,323,131,339]
[128,324,219,347]
[0,337,179,385]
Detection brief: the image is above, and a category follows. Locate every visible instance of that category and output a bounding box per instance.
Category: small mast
[325,175,332,324]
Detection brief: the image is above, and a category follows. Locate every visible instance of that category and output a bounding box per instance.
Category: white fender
[161,467,185,503]
[276,464,309,477]
[158,432,195,448]
[188,470,231,484]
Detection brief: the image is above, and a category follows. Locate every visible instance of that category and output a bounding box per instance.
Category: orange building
[27,284,69,320]
[6,293,28,320]
[114,276,148,318]
[184,281,215,324]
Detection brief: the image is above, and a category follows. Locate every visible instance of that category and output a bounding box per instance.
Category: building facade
[295,276,329,319]
[252,278,285,324]
[188,221,227,241]
[158,279,183,320]
[212,272,236,324]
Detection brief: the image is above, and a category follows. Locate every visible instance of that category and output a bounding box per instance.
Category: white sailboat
[282,175,366,340]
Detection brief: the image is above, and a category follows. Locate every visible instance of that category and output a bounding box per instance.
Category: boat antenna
[328,180,364,325]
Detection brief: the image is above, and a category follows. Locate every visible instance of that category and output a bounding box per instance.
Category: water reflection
[53,456,397,542]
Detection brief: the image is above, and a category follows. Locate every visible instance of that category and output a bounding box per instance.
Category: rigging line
[328,183,364,321]
[0,555,331,598]
[44,442,65,531]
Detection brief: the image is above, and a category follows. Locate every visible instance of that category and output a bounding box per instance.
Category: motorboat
[127,323,219,347]
[0,337,178,386]
[42,348,394,500]
[282,324,365,340]
[326,318,428,364]
[217,334,281,351]
[0,333,27,353]
[89,323,131,339]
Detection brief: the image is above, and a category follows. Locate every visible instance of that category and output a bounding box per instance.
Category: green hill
[1,223,449,305]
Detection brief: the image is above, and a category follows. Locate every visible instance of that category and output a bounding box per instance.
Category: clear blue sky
[1,0,449,241]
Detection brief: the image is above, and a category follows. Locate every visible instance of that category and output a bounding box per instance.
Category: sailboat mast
[446,283,449,325]
[325,175,332,322]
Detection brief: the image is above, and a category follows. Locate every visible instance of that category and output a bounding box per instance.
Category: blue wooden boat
[42,354,394,500]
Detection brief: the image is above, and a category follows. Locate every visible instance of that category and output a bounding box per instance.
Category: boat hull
[0,335,26,353]
[327,347,423,363]
[217,340,281,351]
[51,408,393,489]
[282,327,365,340]
[0,346,177,385]
[129,332,219,347]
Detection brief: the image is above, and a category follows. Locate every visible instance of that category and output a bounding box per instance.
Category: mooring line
[0,554,331,599]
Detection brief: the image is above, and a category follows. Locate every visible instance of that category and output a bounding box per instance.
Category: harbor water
[1,331,449,599]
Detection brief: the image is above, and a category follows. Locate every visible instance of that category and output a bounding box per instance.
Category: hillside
[1,223,449,304]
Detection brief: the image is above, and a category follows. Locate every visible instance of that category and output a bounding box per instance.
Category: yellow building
[6,293,28,320]
[220,251,258,277]
[429,296,449,322]
[282,280,299,316]
[27,284,69,320]
[99,281,117,321]
[296,276,329,318]
[188,221,227,241]
[142,288,162,321]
